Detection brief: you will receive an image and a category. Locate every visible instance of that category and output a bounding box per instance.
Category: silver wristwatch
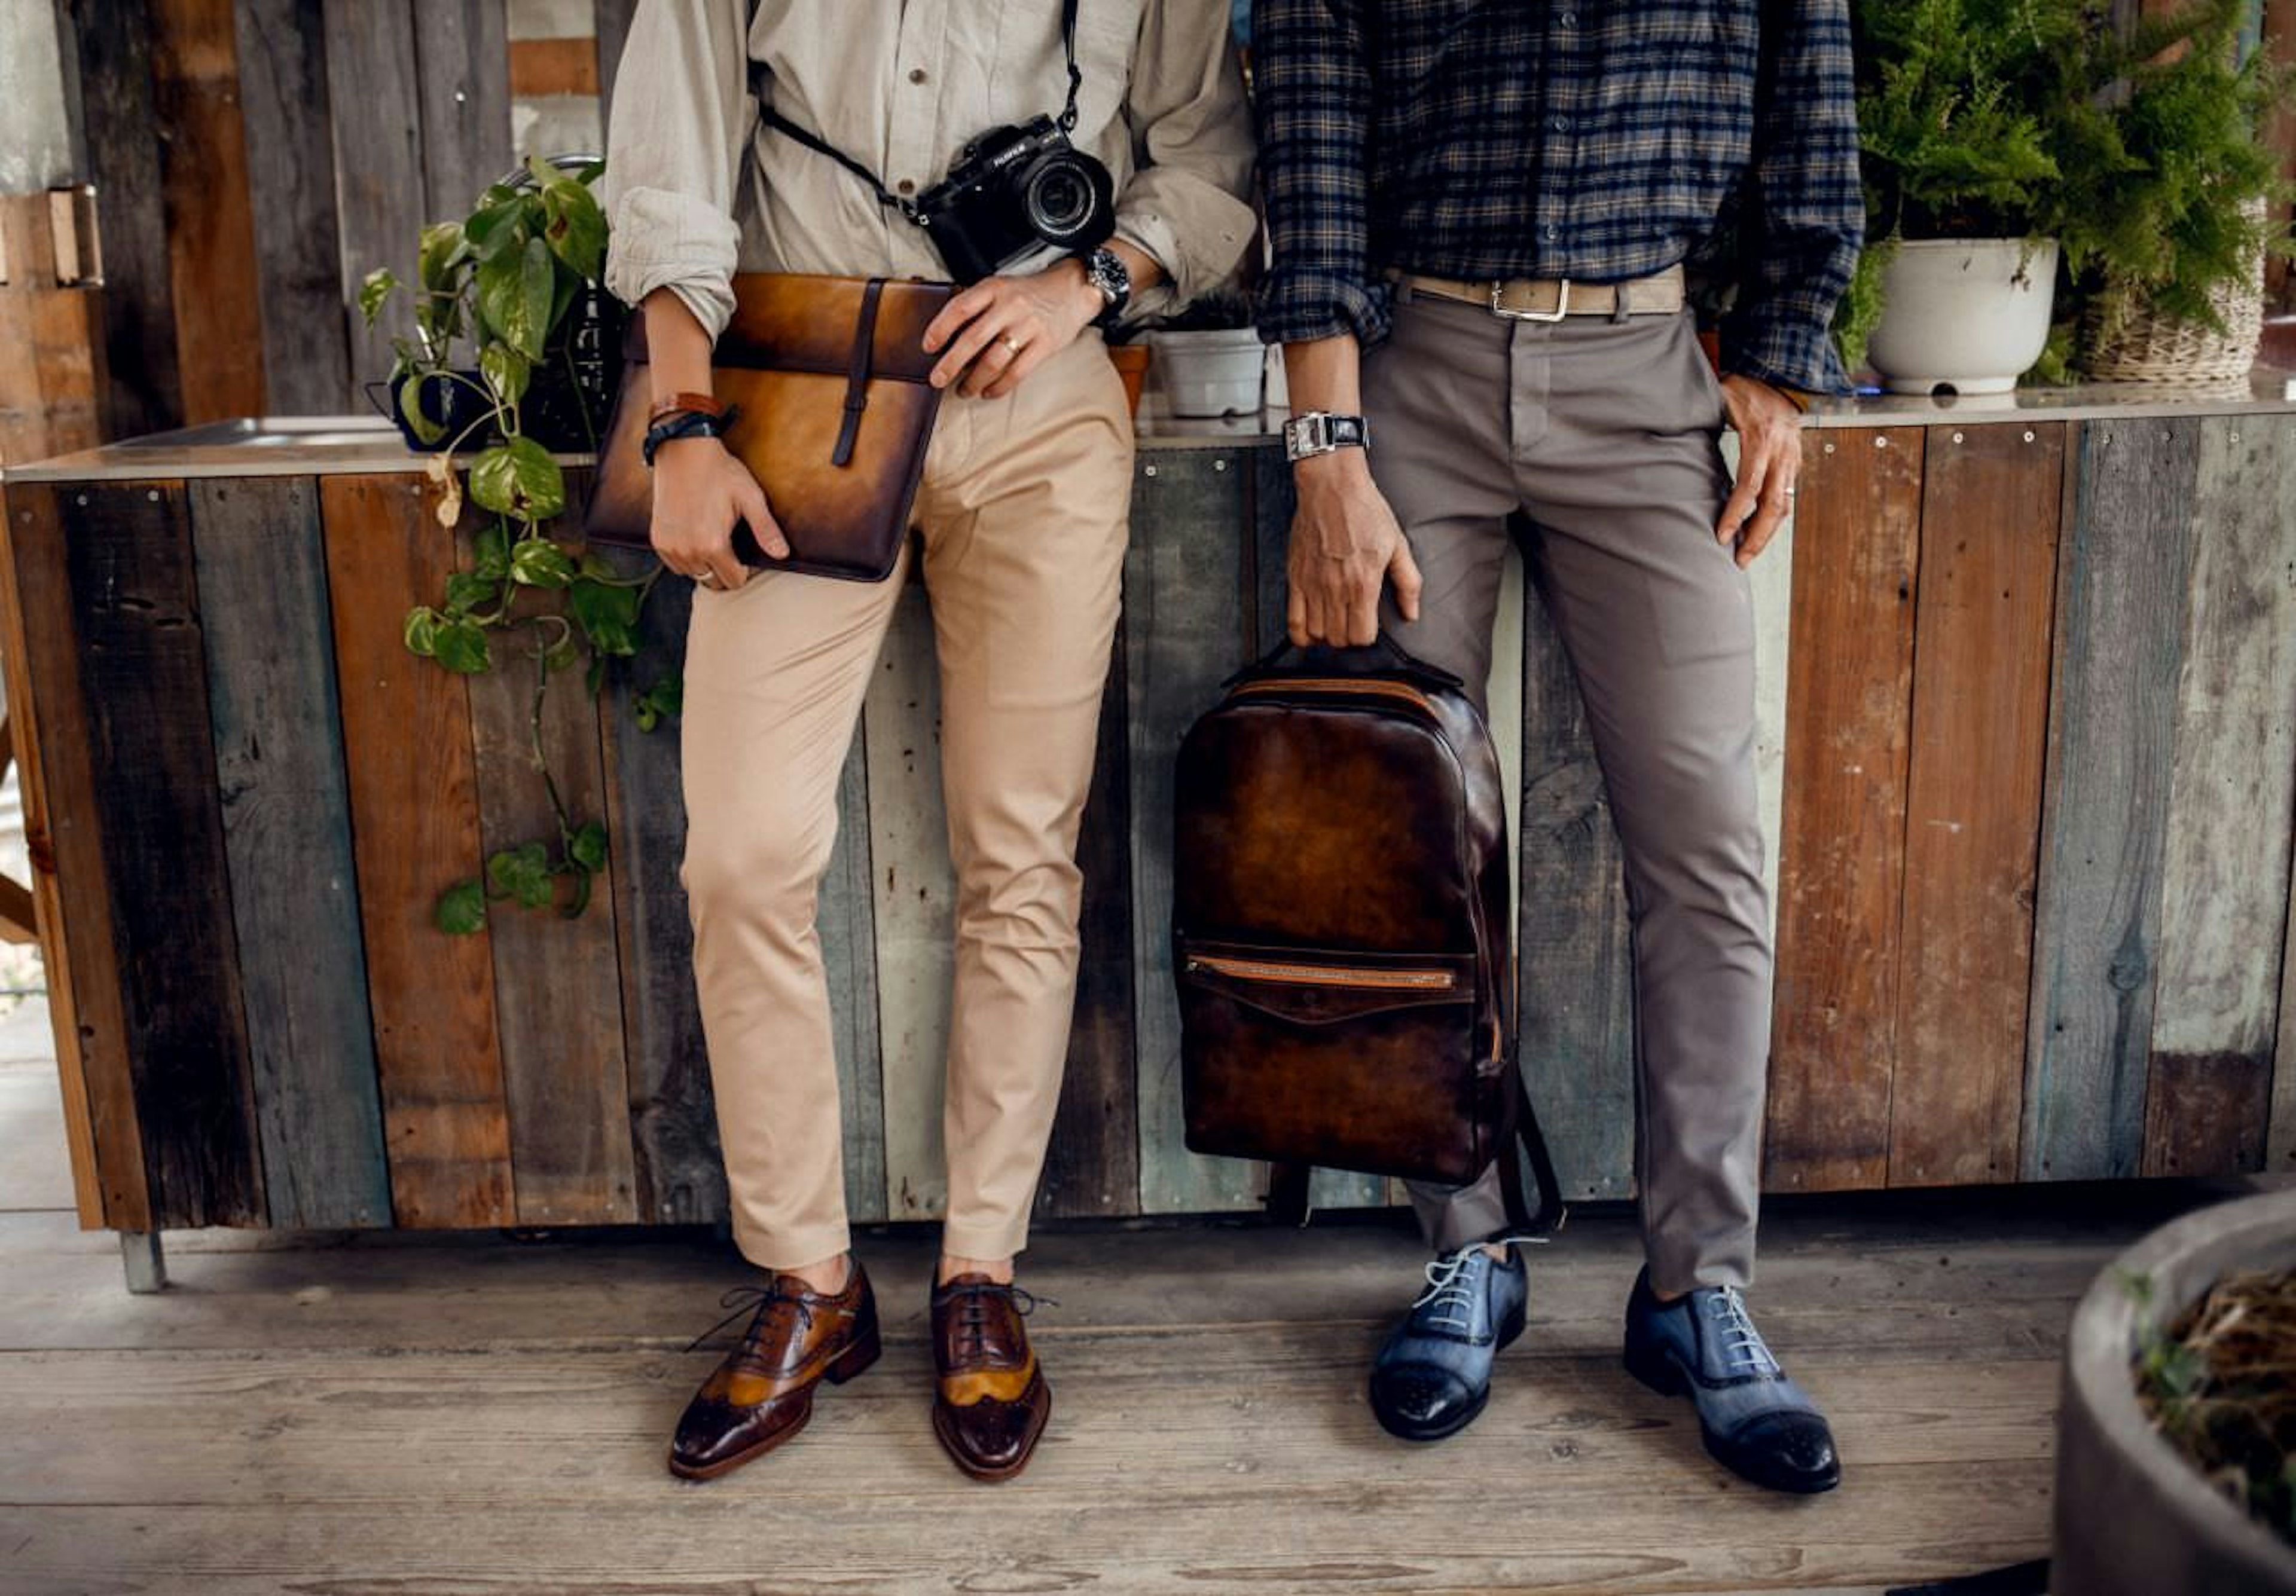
[1283,410,1371,463]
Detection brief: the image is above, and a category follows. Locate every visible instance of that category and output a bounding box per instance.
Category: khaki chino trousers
[1372,291,1773,1294]
[680,335,1134,1271]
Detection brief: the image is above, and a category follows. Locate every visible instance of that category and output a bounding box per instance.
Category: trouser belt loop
[1611,279,1634,324]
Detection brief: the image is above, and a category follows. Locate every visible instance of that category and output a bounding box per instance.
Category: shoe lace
[1708,1286,1781,1380]
[1407,1236,1535,1335]
[684,1280,815,1359]
[944,1280,1055,1362]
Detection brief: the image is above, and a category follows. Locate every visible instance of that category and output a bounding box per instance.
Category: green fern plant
[2051,0,2294,348]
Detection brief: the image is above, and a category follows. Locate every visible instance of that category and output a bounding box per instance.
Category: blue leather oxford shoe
[1368,1242,1528,1442]
[1622,1267,1840,1493]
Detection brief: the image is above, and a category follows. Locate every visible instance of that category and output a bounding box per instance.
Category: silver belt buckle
[1491,278,1571,322]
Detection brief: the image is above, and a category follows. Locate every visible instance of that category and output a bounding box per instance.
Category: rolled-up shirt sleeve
[1717,0,1863,395]
[598,0,753,344]
[1249,0,1384,347]
[1114,0,1259,317]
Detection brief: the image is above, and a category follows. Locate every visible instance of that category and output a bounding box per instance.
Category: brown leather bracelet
[649,390,728,421]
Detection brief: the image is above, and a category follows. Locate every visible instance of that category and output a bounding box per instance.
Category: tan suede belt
[1394,263,1687,320]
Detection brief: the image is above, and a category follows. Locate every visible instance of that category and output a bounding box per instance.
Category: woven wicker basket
[2084,203,2268,385]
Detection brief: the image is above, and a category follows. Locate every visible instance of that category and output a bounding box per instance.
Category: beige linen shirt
[599,0,1258,343]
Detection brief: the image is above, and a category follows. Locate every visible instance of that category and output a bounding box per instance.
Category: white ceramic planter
[1148,327,1265,417]
[1866,237,2060,396]
[2054,1188,2296,1596]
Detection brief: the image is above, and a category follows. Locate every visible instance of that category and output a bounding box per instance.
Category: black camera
[915,115,1116,284]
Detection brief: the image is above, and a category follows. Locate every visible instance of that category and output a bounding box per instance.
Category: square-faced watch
[1283,410,1371,463]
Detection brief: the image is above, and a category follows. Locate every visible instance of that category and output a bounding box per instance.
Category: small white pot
[1867,237,2060,396]
[1148,327,1265,417]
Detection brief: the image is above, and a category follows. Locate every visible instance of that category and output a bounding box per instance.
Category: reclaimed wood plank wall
[10,408,2296,1232]
[55,0,613,433]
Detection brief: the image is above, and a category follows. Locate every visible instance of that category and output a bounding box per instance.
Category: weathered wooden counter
[5,378,2294,1279]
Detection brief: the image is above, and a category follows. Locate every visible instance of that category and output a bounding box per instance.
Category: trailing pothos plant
[360,156,680,935]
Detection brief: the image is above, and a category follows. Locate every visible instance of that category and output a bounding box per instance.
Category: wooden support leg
[119,1230,166,1294]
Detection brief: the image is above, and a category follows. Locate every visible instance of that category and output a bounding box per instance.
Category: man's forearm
[642,288,716,406]
[1281,334,1365,421]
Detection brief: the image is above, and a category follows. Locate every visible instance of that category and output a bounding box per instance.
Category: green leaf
[479,341,530,409]
[443,570,498,614]
[433,876,488,935]
[570,820,609,873]
[569,576,642,657]
[477,236,555,360]
[432,617,491,674]
[358,268,400,328]
[585,654,609,699]
[396,374,445,447]
[463,194,528,261]
[542,180,608,280]
[473,522,512,581]
[487,841,542,892]
[509,536,577,589]
[417,222,468,293]
[487,841,557,911]
[468,438,566,521]
[403,605,444,658]
[634,673,683,732]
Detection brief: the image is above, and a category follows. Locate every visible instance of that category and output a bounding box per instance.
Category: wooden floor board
[0,1005,2245,1595]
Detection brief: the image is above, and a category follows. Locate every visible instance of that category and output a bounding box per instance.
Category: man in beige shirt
[599,1,1253,1485]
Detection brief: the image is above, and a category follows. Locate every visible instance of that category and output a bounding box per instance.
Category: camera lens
[1026,157,1096,240]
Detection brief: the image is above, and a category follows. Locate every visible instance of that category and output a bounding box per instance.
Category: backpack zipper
[1184,953,1457,992]
[1228,678,1437,715]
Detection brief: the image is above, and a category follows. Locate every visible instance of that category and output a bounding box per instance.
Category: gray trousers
[1367,291,1770,1294]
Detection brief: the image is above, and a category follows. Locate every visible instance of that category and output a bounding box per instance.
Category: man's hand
[922,261,1104,399]
[650,435,787,592]
[1287,450,1422,647]
[1714,374,1804,569]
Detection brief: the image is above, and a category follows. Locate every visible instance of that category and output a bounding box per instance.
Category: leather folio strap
[584,273,954,583]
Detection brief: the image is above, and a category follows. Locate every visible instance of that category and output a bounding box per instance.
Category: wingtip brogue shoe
[667,1259,880,1481]
[929,1274,1052,1482]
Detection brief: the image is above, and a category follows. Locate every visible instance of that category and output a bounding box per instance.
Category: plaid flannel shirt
[1251,0,1864,395]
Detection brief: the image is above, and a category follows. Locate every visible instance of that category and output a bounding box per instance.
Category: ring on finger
[998,333,1025,356]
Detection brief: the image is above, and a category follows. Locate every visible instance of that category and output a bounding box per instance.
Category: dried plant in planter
[2132,1267,2296,1550]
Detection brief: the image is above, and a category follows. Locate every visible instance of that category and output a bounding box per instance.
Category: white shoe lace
[1409,1236,1544,1334]
[1711,1285,1781,1380]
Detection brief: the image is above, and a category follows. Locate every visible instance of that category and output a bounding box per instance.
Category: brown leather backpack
[1173,638,1564,1231]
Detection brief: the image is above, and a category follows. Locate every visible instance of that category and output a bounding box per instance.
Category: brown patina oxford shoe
[929,1274,1052,1482]
[667,1259,880,1481]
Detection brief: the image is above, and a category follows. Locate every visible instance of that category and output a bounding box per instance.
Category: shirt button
[1558,10,1577,25]
[908,67,929,84]
[1550,114,1570,132]
[1543,224,1560,240]
[897,179,916,195]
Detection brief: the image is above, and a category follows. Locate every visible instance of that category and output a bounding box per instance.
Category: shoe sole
[665,1323,882,1482]
[1622,1340,1840,1495]
[1371,1292,1529,1444]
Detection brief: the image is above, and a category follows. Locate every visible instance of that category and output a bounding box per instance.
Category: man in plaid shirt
[1251,0,1861,1492]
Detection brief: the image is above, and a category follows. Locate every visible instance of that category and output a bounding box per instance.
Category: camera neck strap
[750,0,1084,228]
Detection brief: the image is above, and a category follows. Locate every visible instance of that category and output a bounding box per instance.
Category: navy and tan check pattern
[1251,0,1864,394]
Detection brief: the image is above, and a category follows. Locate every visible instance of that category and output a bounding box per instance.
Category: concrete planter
[2054,1188,2296,1596]
[1147,327,1265,417]
[1866,237,2060,396]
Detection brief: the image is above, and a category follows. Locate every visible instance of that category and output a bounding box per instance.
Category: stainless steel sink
[114,415,399,450]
